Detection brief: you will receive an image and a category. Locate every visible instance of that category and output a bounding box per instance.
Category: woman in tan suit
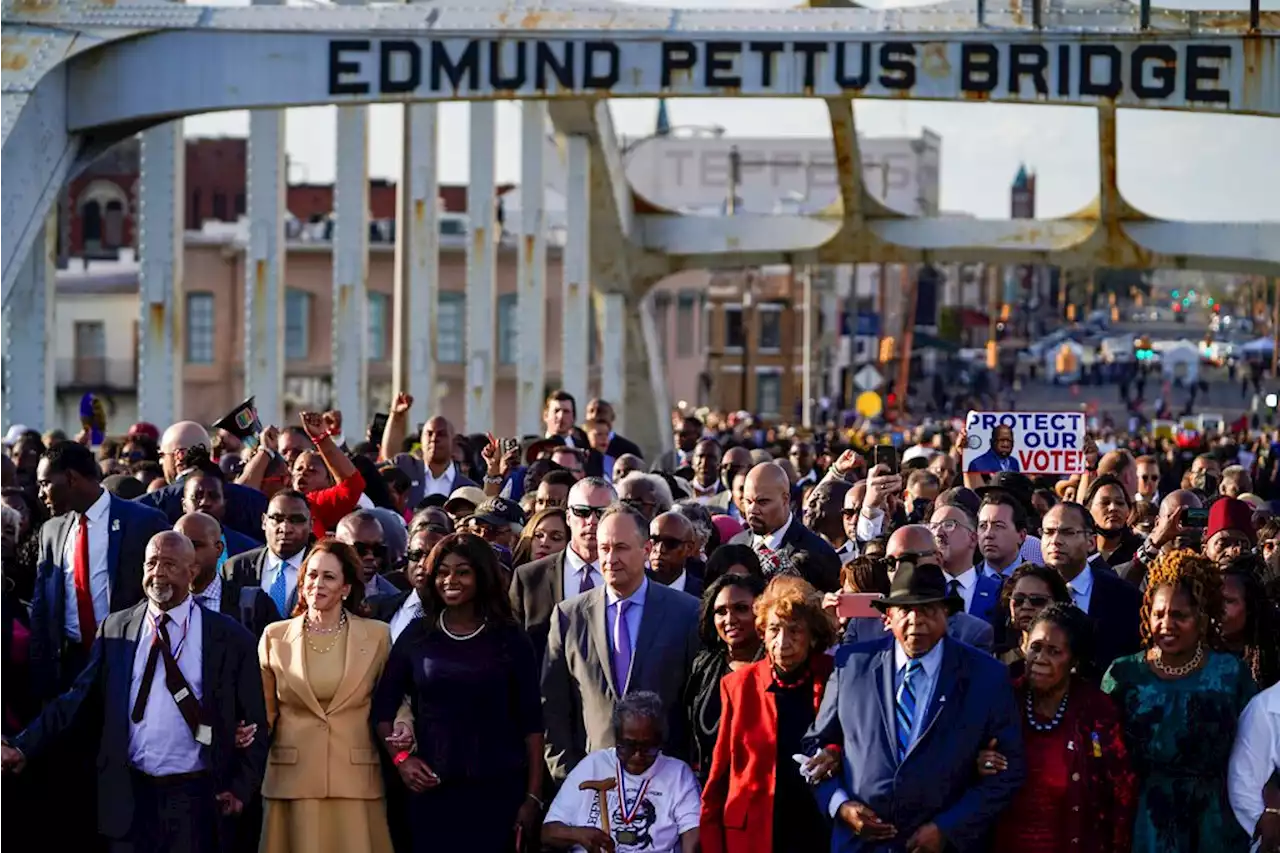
[259,537,393,853]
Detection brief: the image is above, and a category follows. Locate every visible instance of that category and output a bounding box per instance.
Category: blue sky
[182,0,1280,221]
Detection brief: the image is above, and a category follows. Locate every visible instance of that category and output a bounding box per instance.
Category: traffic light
[1135,336,1154,361]
[1172,302,1182,313]
[879,337,896,363]
[1213,303,1222,313]
[1172,290,1180,299]
[986,340,998,368]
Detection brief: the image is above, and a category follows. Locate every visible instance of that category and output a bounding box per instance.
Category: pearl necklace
[1025,689,1069,733]
[305,609,347,654]
[438,611,486,641]
[1152,642,1204,678]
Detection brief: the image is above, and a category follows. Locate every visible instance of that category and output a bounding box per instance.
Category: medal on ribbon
[614,762,650,847]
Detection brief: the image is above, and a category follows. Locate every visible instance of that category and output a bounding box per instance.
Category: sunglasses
[568,505,608,520]
[1011,594,1052,608]
[841,507,863,519]
[615,738,661,757]
[406,548,429,563]
[648,534,689,550]
[351,542,387,558]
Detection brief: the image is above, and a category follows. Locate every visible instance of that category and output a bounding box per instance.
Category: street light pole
[801,265,813,428]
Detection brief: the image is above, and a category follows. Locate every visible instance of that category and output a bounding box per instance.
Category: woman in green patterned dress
[1102,549,1258,853]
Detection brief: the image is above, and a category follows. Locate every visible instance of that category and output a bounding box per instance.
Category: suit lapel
[587,591,617,698]
[874,645,896,754]
[916,640,960,748]
[278,617,327,719]
[629,584,662,687]
[549,551,565,604]
[200,606,220,730]
[327,617,373,714]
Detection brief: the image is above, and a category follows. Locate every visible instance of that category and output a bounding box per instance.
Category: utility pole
[895,266,919,419]
[801,265,814,428]
[1271,276,1279,378]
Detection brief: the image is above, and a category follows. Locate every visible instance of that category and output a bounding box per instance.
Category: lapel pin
[111,519,120,532]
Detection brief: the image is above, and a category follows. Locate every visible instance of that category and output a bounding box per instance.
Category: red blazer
[700,654,834,853]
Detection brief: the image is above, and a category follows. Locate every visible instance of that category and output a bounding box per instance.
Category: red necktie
[73,513,96,648]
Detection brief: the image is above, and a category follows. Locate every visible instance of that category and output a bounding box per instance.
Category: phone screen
[872,445,898,475]
[369,413,388,441]
[1183,507,1209,529]
[836,593,882,620]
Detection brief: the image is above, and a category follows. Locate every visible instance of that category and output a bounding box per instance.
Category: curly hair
[1141,548,1224,648]
[1218,556,1280,689]
[753,575,838,651]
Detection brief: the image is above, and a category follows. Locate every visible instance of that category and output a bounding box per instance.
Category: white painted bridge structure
[2,0,1277,453]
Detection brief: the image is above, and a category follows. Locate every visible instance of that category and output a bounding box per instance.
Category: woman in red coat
[700,575,839,853]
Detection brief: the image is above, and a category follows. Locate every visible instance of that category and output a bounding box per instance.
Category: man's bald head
[1159,489,1202,517]
[886,524,939,560]
[160,421,212,482]
[743,463,792,536]
[174,511,221,542]
[174,512,223,578]
[651,510,693,541]
[746,461,790,494]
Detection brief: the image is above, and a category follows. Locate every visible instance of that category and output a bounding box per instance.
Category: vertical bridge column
[597,292,626,428]
[560,134,590,408]
[331,65,369,429]
[392,102,439,423]
[244,0,286,426]
[465,102,498,434]
[137,121,185,426]
[2,216,55,432]
[516,102,547,436]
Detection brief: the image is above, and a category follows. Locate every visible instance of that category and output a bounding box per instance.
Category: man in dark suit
[31,441,172,699]
[542,505,701,782]
[510,476,617,662]
[177,513,276,638]
[3,531,268,853]
[180,468,262,562]
[1042,501,1142,677]
[586,398,643,460]
[223,490,313,620]
[804,562,1025,852]
[929,503,1003,624]
[135,421,268,541]
[650,416,703,475]
[367,524,434,642]
[739,462,841,592]
[646,511,704,597]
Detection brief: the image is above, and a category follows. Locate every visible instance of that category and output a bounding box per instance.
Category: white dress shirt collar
[1067,564,1095,612]
[758,513,794,551]
[85,487,111,523]
[667,570,688,593]
[894,636,945,680]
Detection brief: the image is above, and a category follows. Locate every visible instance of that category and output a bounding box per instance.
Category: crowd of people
[2,389,1279,853]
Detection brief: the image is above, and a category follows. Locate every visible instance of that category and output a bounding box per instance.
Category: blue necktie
[269,563,288,617]
[896,659,924,762]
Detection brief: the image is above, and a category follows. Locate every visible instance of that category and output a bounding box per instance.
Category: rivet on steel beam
[1139,0,1150,29]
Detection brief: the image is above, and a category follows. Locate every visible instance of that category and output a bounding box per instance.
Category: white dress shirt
[1228,683,1280,840]
[755,514,795,552]
[128,597,205,777]
[259,548,306,611]
[855,507,886,543]
[193,576,223,615]
[388,592,425,643]
[944,566,979,613]
[1066,565,1095,614]
[836,539,859,565]
[563,547,603,599]
[667,570,688,593]
[62,488,112,641]
[422,462,459,498]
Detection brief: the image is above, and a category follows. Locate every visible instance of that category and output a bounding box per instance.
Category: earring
[1070,666,1077,674]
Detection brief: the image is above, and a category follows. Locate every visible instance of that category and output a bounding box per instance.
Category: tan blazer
[258,614,391,800]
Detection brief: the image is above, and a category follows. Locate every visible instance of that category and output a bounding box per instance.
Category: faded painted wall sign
[326,38,1240,108]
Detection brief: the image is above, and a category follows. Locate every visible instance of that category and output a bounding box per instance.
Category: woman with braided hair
[1218,553,1280,689]
[1102,549,1258,853]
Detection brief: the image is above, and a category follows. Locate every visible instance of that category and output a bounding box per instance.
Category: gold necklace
[1152,642,1204,678]
[306,610,348,654]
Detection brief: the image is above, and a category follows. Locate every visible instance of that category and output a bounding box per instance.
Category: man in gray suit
[541,504,701,783]
[843,525,996,651]
[223,489,313,620]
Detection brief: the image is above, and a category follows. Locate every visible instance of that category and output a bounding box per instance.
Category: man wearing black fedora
[806,559,1025,852]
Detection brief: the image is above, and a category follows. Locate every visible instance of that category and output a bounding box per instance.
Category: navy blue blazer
[223,527,261,559]
[30,493,171,698]
[803,636,1025,852]
[14,601,268,847]
[967,571,1002,624]
[135,476,268,542]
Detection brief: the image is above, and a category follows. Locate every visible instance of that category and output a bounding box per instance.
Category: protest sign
[963,411,1086,475]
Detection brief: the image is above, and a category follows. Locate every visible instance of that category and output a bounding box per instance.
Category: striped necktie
[896,659,924,762]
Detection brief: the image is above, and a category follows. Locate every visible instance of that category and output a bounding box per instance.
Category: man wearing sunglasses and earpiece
[509,477,618,663]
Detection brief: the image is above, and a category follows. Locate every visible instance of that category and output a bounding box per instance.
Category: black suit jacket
[13,601,268,845]
[366,590,413,623]
[509,549,568,664]
[30,493,172,698]
[646,569,704,599]
[224,546,307,620]
[777,518,843,593]
[1086,567,1143,677]
[606,434,643,460]
[215,576,278,638]
[135,476,268,542]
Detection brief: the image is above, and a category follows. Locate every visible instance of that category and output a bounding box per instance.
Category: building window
[102,201,125,248]
[648,293,669,361]
[676,291,696,357]
[757,370,782,416]
[438,292,465,363]
[498,293,518,365]
[73,321,106,384]
[185,292,215,364]
[234,193,246,217]
[367,292,389,361]
[189,190,202,230]
[285,288,311,361]
[724,305,745,350]
[759,304,783,351]
[212,193,227,221]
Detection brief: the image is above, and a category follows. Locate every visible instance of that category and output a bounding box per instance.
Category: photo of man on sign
[964,411,1086,476]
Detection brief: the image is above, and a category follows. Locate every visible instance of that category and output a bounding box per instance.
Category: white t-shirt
[544,748,701,853]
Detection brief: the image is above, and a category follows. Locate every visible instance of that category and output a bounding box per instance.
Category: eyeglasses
[648,535,689,550]
[351,542,387,559]
[568,505,608,520]
[1011,593,1052,608]
[406,548,430,563]
[929,519,972,534]
[615,738,661,757]
[1041,527,1085,539]
[622,498,655,511]
[267,512,309,526]
[841,507,863,519]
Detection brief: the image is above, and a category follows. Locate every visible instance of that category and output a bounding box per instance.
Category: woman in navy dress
[372,533,544,852]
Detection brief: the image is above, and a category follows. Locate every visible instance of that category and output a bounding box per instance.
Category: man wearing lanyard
[3,531,268,853]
